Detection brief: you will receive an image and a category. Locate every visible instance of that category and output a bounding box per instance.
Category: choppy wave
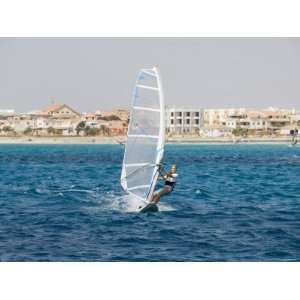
[0,144,299,261]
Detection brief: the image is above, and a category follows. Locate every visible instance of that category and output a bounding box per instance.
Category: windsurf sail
[120,67,165,203]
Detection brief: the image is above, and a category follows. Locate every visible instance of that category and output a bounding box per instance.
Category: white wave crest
[107,193,176,213]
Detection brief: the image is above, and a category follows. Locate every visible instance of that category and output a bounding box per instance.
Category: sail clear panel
[121,68,165,202]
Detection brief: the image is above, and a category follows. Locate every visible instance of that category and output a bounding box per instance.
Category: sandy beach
[0,136,295,144]
[167,136,294,144]
[0,136,124,144]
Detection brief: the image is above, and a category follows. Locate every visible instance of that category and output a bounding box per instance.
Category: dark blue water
[0,144,299,261]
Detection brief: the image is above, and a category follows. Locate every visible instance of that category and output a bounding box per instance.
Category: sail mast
[145,67,165,202]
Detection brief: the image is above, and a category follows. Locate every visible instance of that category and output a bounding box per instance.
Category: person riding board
[150,164,178,204]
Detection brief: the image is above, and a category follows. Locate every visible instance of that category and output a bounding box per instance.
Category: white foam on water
[107,193,176,213]
[108,194,143,213]
[159,203,176,212]
[82,189,176,213]
[61,188,95,194]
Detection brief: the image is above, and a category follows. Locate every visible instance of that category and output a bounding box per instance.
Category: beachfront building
[46,118,80,135]
[223,109,293,136]
[280,126,299,136]
[94,108,129,122]
[106,120,128,135]
[85,120,109,129]
[7,113,36,132]
[166,108,204,135]
[43,103,81,118]
[0,110,14,132]
[110,108,129,122]
[225,112,267,131]
[2,104,82,136]
[82,113,98,122]
[225,118,245,129]
[0,110,15,135]
[204,108,248,128]
[82,109,128,135]
[290,112,300,127]
[0,109,15,116]
[4,112,51,135]
[257,107,295,134]
[199,127,232,137]
[39,103,82,135]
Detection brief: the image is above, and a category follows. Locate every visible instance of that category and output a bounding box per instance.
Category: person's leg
[151,186,172,204]
[150,189,161,203]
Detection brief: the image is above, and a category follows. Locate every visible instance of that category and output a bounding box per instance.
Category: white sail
[121,67,165,203]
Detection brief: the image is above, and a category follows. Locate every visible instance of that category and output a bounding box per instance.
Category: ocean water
[0,143,299,261]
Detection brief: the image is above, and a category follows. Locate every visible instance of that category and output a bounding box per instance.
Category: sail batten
[121,67,165,203]
[128,134,159,139]
[142,70,156,77]
[125,163,153,167]
[132,106,161,112]
[136,84,159,91]
[127,185,151,191]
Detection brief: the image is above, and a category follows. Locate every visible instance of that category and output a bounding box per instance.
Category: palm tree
[99,115,121,121]
[47,127,56,135]
[23,127,33,136]
[76,121,86,135]
[2,126,16,136]
[100,125,110,136]
[2,126,13,132]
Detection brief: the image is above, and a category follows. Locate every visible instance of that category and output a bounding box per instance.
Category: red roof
[42,104,80,116]
[43,104,65,113]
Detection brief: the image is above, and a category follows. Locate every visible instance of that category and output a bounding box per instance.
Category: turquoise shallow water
[0,144,299,261]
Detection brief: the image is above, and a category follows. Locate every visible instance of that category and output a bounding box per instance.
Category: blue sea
[0,143,299,261]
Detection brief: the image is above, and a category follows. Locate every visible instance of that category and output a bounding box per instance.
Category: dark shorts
[165,181,176,191]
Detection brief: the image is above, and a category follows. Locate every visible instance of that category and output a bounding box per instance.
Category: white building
[0,110,15,130]
[199,127,232,137]
[8,114,35,132]
[204,108,247,128]
[290,113,300,126]
[166,108,204,134]
[0,109,15,116]
[225,117,266,130]
[225,118,241,129]
[86,120,109,128]
[248,117,267,130]
[35,117,50,129]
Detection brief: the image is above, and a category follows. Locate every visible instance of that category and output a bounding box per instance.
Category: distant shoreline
[0,136,296,145]
[167,136,294,144]
[0,136,123,144]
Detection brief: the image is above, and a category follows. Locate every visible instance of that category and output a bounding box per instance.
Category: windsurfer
[150,164,178,204]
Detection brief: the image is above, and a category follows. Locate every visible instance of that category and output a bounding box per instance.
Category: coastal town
[0,103,299,143]
[0,104,129,142]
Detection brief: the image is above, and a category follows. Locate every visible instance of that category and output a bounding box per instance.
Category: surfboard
[139,202,159,213]
[120,67,165,210]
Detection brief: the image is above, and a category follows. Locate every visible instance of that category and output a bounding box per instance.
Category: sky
[0,37,300,113]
